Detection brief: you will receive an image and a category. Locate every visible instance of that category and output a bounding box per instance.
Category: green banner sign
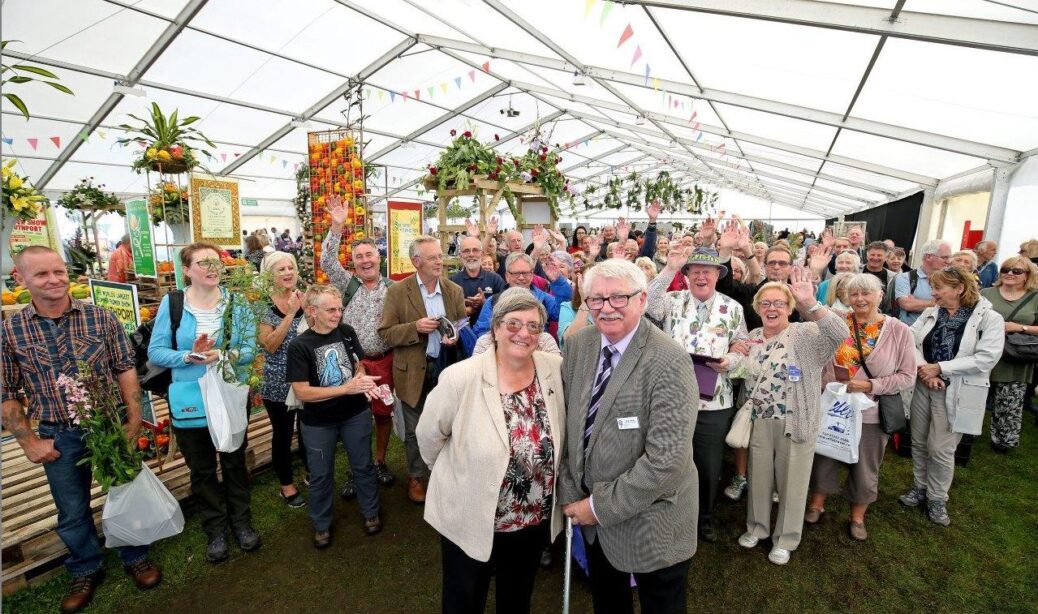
[125,199,156,277]
[88,279,140,339]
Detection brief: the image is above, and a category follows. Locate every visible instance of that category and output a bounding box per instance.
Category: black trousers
[585,537,690,614]
[693,406,735,522]
[174,426,252,538]
[263,399,308,486]
[440,522,548,614]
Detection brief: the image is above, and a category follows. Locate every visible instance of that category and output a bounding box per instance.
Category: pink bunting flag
[221,153,227,162]
[481,61,490,72]
[401,91,409,101]
[293,163,299,172]
[27,138,38,150]
[414,89,420,100]
[630,45,642,67]
[617,24,634,48]
[468,69,476,82]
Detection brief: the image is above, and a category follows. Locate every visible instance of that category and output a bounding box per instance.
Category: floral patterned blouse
[260,305,306,402]
[834,314,884,377]
[746,330,790,420]
[495,377,555,532]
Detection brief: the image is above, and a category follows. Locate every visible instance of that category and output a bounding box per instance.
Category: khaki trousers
[910,381,963,502]
[810,423,889,505]
[746,418,816,551]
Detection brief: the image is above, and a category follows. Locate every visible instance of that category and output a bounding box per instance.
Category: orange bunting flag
[481,61,491,72]
[51,136,61,148]
[617,23,634,48]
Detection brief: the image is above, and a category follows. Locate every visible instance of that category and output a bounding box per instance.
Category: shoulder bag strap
[1004,291,1038,323]
[850,314,875,380]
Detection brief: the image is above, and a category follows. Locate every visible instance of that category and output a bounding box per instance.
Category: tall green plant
[1,40,74,120]
[117,102,216,172]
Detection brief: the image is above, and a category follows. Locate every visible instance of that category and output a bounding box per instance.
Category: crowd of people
[3,206,1038,613]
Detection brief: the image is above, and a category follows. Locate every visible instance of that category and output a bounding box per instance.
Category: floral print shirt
[322,231,390,355]
[835,314,884,377]
[746,330,790,420]
[495,377,554,532]
[261,306,306,402]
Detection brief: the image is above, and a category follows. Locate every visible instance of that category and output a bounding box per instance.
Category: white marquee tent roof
[3,0,1038,222]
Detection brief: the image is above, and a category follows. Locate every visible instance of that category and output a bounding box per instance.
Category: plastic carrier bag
[201,365,250,452]
[102,465,185,547]
[815,383,873,464]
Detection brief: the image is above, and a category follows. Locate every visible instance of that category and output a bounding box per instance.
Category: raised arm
[320,195,355,290]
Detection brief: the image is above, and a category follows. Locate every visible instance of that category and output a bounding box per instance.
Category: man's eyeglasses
[765,260,791,268]
[759,300,788,309]
[502,319,543,335]
[584,292,639,310]
[508,269,533,278]
[1000,267,1027,276]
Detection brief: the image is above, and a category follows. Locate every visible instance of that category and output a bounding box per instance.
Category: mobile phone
[188,352,208,361]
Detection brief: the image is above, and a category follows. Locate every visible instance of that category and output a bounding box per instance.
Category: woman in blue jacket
[149,242,258,564]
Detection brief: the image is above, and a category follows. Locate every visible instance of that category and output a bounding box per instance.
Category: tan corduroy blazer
[417,351,565,562]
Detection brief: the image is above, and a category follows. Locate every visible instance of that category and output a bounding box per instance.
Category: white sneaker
[772,491,780,503]
[768,547,791,565]
[737,532,759,549]
[724,475,747,500]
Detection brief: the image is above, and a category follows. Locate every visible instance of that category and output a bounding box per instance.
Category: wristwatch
[807,301,825,313]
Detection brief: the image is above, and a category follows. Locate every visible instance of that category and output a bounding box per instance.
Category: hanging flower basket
[58,177,124,214]
[117,103,215,175]
[149,157,190,175]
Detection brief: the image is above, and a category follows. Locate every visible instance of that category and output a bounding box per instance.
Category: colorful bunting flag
[282,160,288,168]
[644,64,651,85]
[378,90,385,101]
[221,153,228,162]
[413,89,420,100]
[27,138,38,150]
[600,0,614,25]
[97,130,107,139]
[440,82,448,94]
[78,130,90,142]
[652,77,659,90]
[630,45,642,67]
[50,136,61,148]
[1,137,12,146]
[584,0,596,18]
[468,69,476,82]
[481,61,490,72]
[389,91,396,102]
[427,86,434,98]
[401,91,409,101]
[234,153,241,158]
[617,24,634,47]
[454,76,462,89]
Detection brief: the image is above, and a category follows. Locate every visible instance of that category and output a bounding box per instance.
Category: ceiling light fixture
[113,82,146,97]
[572,71,586,86]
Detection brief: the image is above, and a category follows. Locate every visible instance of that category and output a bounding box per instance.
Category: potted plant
[2,158,47,222]
[58,177,123,214]
[117,103,215,174]
[148,181,190,225]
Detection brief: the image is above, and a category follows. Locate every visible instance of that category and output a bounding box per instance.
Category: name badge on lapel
[616,416,640,430]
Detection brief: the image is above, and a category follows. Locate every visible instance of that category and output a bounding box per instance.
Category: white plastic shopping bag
[200,365,250,452]
[815,383,873,464]
[102,465,185,547]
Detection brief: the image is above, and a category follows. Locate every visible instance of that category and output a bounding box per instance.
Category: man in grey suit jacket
[558,259,699,614]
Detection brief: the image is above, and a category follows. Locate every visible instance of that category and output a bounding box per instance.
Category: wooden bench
[1,400,279,596]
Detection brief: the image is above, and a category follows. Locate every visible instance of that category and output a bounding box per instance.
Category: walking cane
[563,517,573,614]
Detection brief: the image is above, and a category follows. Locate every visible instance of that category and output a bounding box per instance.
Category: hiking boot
[234,526,262,552]
[364,515,383,536]
[60,570,104,613]
[724,475,747,501]
[124,559,162,591]
[927,500,951,527]
[898,487,927,508]
[206,533,229,564]
[314,529,332,549]
[407,477,426,504]
[375,463,396,487]
[340,473,357,500]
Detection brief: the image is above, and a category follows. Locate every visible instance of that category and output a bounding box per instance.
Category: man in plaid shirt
[2,246,162,613]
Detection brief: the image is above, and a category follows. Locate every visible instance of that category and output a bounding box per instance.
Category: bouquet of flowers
[2,158,47,222]
[57,177,122,214]
[57,362,144,491]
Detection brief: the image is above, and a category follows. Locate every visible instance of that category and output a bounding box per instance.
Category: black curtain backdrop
[827,191,923,249]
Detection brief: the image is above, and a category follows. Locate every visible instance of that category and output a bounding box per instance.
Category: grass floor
[4,411,1037,614]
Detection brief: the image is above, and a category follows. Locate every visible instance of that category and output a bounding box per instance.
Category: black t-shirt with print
[286,324,369,426]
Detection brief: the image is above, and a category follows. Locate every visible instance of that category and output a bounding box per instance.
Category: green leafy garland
[580,170,718,214]
[294,163,315,284]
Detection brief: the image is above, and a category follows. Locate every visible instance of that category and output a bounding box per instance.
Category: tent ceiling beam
[219,37,416,175]
[420,35,1018,163]
[509,80,938,186]
[30,0,210,189]
[366,82,509,162]
[617,0,1038,57]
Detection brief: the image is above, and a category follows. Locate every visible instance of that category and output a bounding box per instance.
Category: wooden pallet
[1,400,280,596]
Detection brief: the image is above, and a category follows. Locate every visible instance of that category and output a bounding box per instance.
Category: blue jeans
[38,423,149,577]
[302,410,379,531]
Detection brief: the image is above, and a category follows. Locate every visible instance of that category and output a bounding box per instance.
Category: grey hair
[505,251,535,272]
[730,256,747,275]
[920,239,950,257]
[490,287,547,331]
[261,250,297,275]
[551,250,574,271]
[835,250,862,272]
[953,250,978,269]
[582,258,647,297]
[303,284,343,309]
[843,272,885,298]
[408,235,438,259]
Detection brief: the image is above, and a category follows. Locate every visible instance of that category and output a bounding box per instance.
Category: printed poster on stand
[387,201,422,281]
[189,174,241,250]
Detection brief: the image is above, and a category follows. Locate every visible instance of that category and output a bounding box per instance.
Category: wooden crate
[0,400,280,596]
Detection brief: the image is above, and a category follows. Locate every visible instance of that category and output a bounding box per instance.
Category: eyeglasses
[759,300,788,309]
[585,292,639,309]
[765,260,791,267]
[502,319,543,335]
[194,258,226,271]
[507,269,533,277]
[1001,267,1027,276]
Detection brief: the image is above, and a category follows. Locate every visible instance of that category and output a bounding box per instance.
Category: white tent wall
[999,156,1038,264]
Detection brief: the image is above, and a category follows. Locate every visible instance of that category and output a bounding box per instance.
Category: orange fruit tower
[308,130,366,285]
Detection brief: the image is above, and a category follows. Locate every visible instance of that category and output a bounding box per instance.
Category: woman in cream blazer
[418,288,565,614]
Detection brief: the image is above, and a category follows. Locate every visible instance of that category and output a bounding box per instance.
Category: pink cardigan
[823,314,917,424]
